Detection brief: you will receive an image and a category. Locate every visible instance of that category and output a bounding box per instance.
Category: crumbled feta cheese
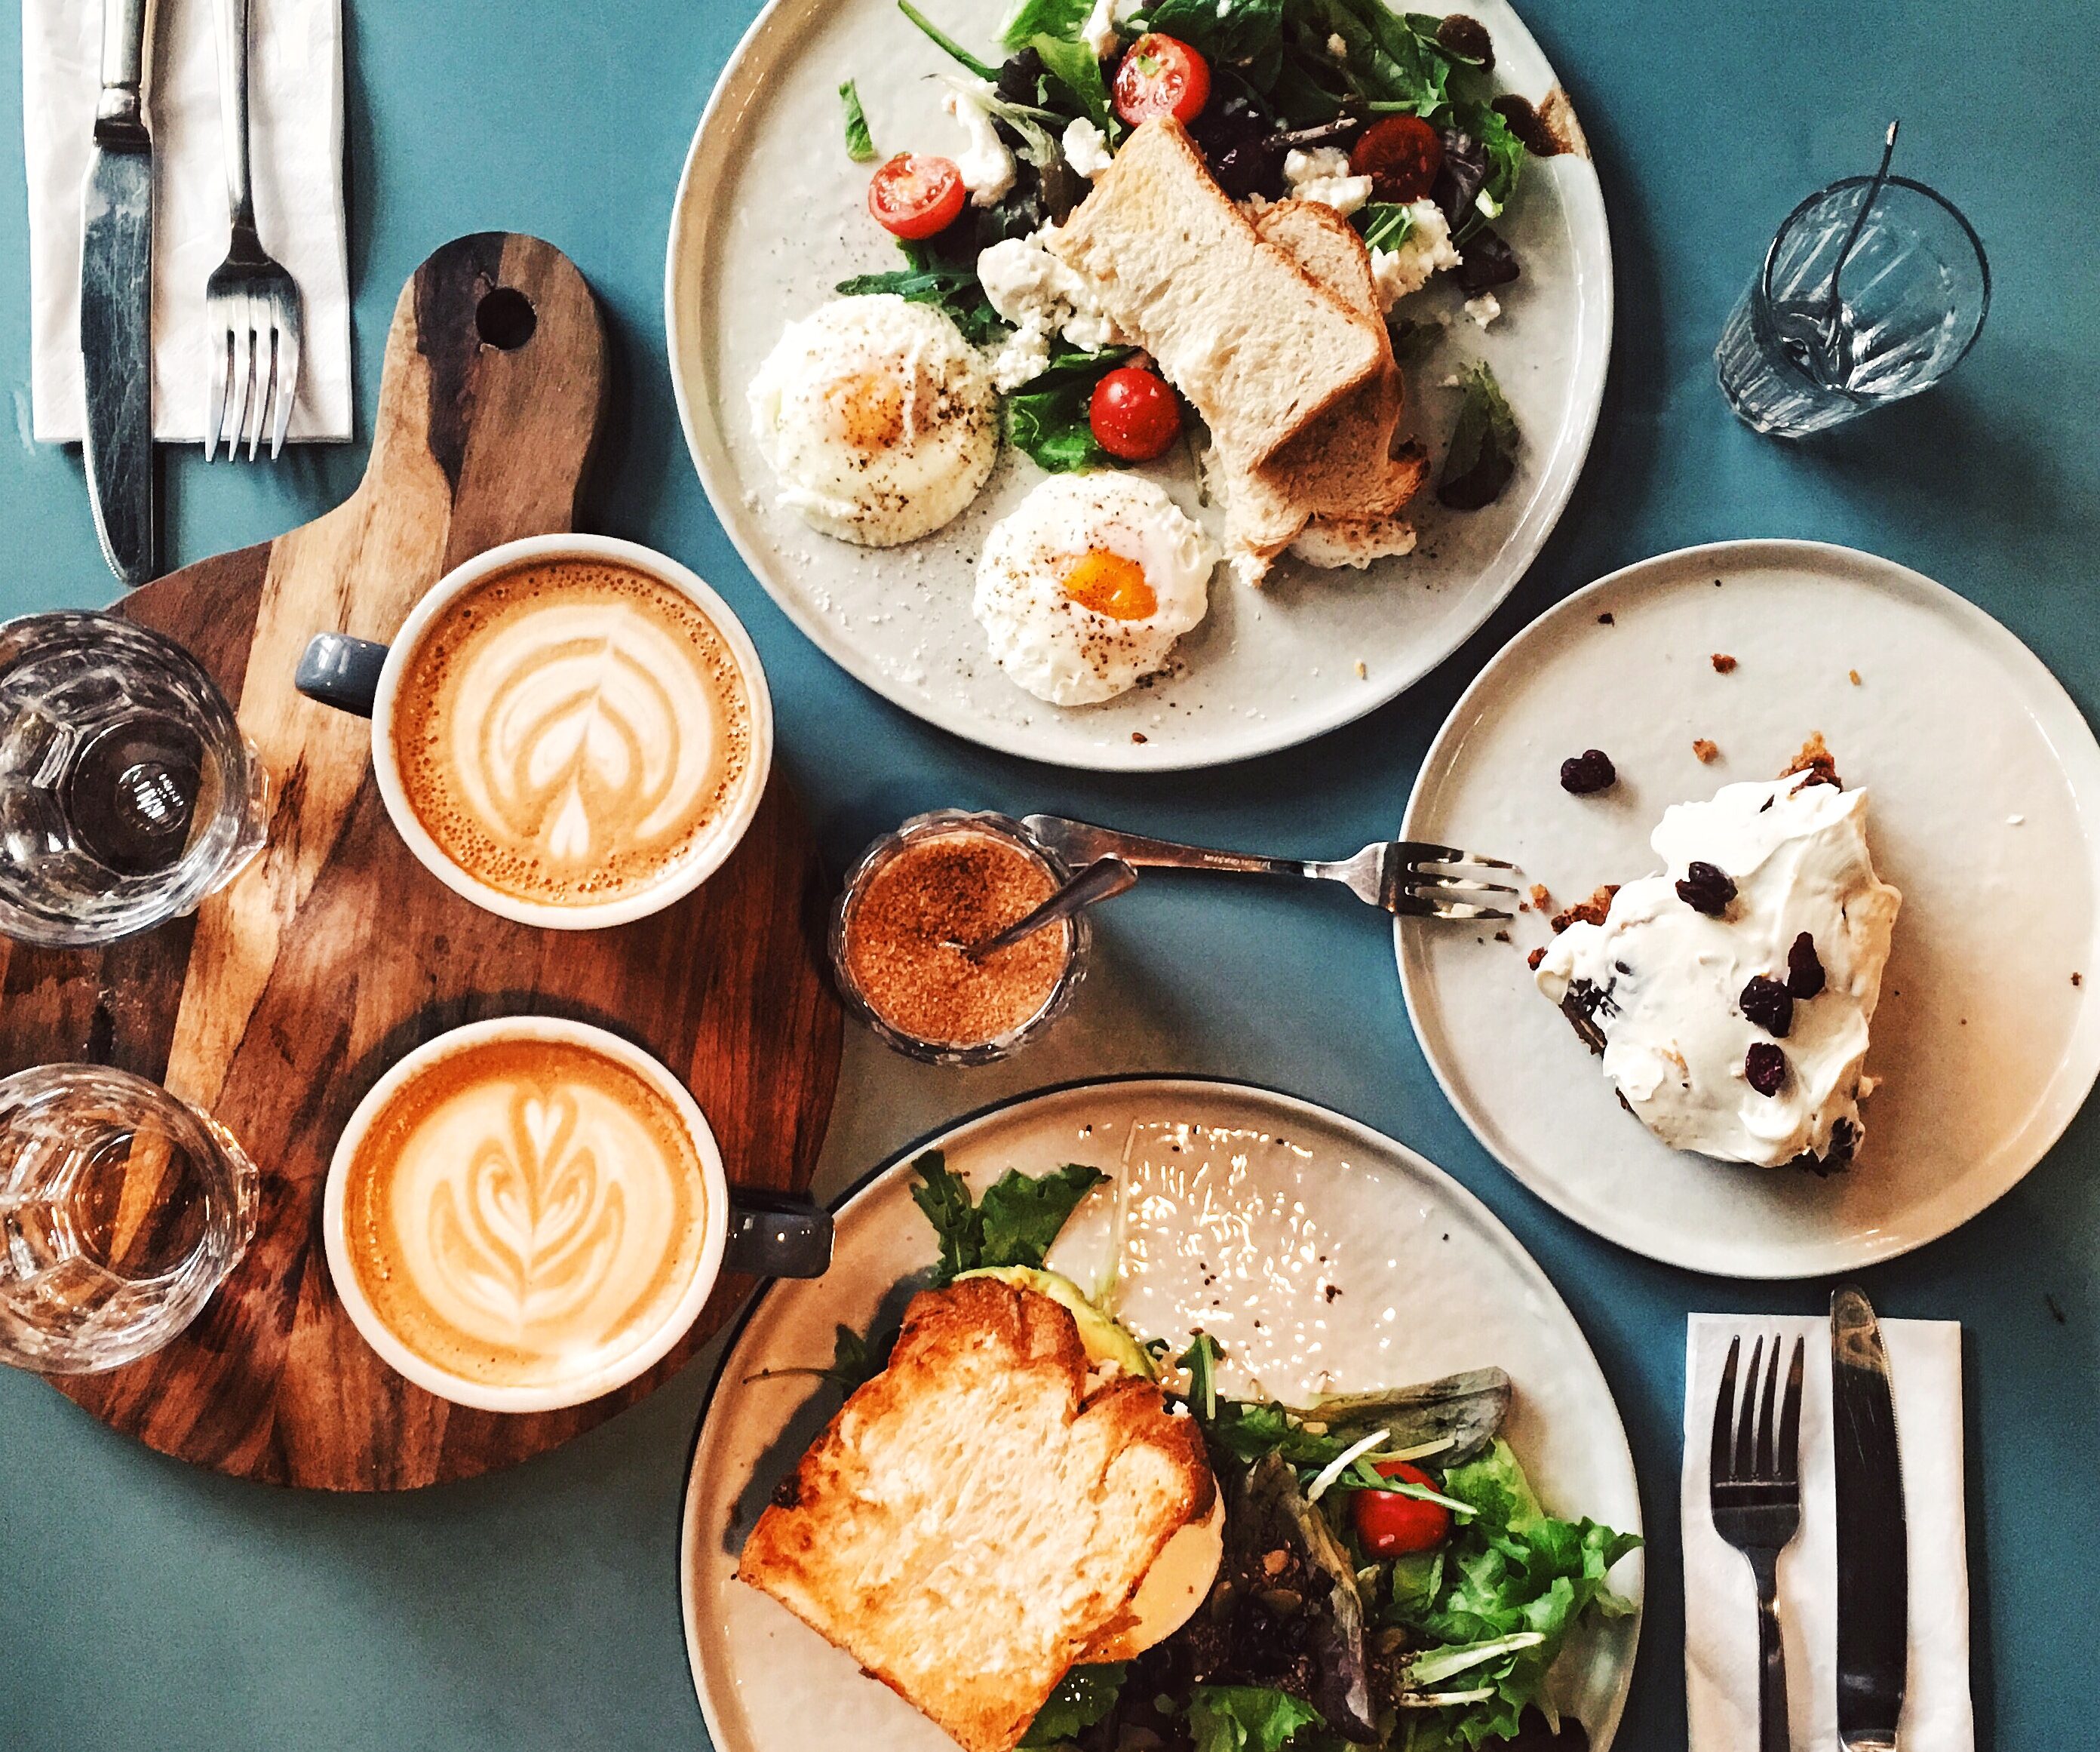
[1081,0,1120,59]
[1328,30,1348,58]
[1282,146,1374,217]
[977,230,1127,391]
[1463,291,1503,327]
[1368,199,1460,309]
[944,78,1016,207]
[1062,115,1113,179]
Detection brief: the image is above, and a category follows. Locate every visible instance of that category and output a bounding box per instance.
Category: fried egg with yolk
[973,473,1215,705]
[748,294,998,547]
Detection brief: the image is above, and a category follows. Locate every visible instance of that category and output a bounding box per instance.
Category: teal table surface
[4,2,2096,1748]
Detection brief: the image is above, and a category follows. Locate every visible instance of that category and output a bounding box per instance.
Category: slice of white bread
[738,1277,1215,1752]
[1046,118,1385,468]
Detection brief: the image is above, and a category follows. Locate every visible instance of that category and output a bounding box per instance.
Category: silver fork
[201,0,303,460]
[1709,1333,1807,1752]
[1020,815,1521,921]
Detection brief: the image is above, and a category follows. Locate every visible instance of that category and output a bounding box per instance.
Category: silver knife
[80,0,158,586]
[1831,1284,1909,1750]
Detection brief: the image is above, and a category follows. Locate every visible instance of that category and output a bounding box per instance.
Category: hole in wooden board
[475,287,537,351]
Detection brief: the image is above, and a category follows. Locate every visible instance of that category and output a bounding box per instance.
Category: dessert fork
[1019,815,1520,921]
[1709,1333,1807,1752]
[202,0,303,460]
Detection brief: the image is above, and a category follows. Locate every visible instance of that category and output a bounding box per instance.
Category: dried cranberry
[1559,748,1616,795]
[1787,931,1826,999]
[1745,1042,1788,1096]
[1739,976,1794,1037]
[1436,13,1494,66]
[1491,93,1555,156]
[1675,861,1736,916]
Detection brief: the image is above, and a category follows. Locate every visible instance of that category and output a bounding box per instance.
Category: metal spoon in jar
[951,856,1137,961]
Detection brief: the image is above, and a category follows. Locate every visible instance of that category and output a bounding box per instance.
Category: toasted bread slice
[738,1278,1214,1752]
[1046,119,1385,467]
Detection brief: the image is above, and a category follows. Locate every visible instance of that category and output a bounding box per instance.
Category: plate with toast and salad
[680,1078,1644,1752]
[668,0,1610,770]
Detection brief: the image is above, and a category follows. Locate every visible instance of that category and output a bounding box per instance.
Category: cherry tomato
[1350,1461,1452,1557]
[1113,33,1211,128]
[1089,366,1182,461]
[1349,115,1445,204]
[866,153,966,241]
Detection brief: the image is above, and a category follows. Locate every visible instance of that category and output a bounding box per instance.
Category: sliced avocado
[957,1266,1156,1379]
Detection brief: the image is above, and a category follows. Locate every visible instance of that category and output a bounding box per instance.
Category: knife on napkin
[79,0,158,585]
[1832,1284,1909,1751]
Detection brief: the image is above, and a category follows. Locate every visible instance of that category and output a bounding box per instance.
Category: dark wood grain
[0,235,842,1489]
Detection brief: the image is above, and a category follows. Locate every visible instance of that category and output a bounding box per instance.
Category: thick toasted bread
[738,1278,1214,1752]
[1046,119,1385,467]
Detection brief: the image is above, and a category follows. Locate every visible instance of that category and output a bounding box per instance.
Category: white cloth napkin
[22,0,352,443]
[1683,1314,1975,1752]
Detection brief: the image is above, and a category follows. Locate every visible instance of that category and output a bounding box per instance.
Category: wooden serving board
[0,234,842,1489]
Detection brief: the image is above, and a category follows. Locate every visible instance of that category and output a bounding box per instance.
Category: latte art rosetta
[343,1037,711,1391]
[391,560,754,906]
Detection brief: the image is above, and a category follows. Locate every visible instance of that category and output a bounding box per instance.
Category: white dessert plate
[1398,539,2100,1278]
[666,0,1610,771]
[680,1077,1644,1751]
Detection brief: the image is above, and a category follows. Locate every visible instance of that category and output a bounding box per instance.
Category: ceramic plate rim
[664,0,1613,773]
[677,1072,1644,1750]
[1393,536,2100,1278]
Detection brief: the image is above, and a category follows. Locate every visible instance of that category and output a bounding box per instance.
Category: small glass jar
[829,810,1090,1066]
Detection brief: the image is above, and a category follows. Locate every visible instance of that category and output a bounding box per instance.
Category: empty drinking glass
[1715,174,1989,437]
[0,613,268,947]
[0,1064,257,1373]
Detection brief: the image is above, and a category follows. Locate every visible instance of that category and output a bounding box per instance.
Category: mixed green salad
[817,1155,1641,1752]
[832,0,1561,504]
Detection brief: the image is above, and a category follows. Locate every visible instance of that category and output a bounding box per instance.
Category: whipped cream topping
[1535,776,1902,1167]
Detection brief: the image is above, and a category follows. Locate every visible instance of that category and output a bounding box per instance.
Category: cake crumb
[1597,612,1615,625]
[1527,946,1546,970]
[1782,731,1842,788]
[1711,653,1737,674]
[1693,738,1721,764]
[1494,929,1511,944]
[1551,885,1618,933]
[2074,972,2084,988]
[1848,669,1862,686]
[1131,731,1147,744]
[1355,659,1368,679]
[1528,883,1552,911]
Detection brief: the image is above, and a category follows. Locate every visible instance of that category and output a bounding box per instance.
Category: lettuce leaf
[1184,1686,1324,1752]
[840,79,877,162]
[1002,346,1131,472]
[1435,361,1518,512]
[1021,1664,1128,1746]
[1002,0,1097,48]
[910,1151,1107,1283]
[1031,32,1114,129]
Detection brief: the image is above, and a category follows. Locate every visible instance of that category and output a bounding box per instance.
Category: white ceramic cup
[294,533,775,931]
[322,1015,829,1414]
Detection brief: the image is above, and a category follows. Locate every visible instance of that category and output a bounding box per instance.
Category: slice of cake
[1534,741,1902,1169]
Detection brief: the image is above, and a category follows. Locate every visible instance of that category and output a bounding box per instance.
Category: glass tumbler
[0,613,268,948]
[0,1064,258,1374]
[1715,174,1989,437]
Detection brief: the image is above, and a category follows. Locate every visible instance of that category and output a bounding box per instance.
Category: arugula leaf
[837,241,1011,347]
[910,1150,1107,1283]
[1435,361,1518,511]
[1355,201,1417,254]
[1003,346,1131,472]
[1031,32,1113,129]
[1002,0,1097,48]
[1387,315,1440,364]
[1184,1686,1323,1752]
[840,79,877,162]
[899,0,999,78]
[1179,1335,1380,1466]
[1021,1663,1128,1745]
[820,1321,890,1395]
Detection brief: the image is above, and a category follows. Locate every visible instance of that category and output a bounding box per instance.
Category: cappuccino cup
[296,535,772,930]
[323,1016,830,1413]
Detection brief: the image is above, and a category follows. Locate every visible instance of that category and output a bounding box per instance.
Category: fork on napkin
[1682,1313,1976,1751]
[23,0,351,444]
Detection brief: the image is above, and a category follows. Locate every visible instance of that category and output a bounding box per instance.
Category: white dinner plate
[1398,540,2100,1278]
[666,1,1610,771]
[679,1077,1644,1752]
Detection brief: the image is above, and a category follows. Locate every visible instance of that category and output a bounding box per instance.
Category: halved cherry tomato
[1113,33,1211,128]
[1350,1461,1452,1557]
[1349,115,1445,204]
[867,153,966,241]
[1089,366,1181,461]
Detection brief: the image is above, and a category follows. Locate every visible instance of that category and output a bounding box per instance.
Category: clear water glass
[0,1064,258,1374]
[0,613,268,947]
[1715,174,1989,437]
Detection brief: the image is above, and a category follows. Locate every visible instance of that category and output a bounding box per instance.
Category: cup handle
[722,1191,834,1280]
[296,634,389,718]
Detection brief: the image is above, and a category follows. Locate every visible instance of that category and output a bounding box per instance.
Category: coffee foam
[342,1036,711,1391]
[391,559,754,907]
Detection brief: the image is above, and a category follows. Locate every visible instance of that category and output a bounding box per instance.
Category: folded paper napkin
[23,0,351,444]
[1683,1314,1975,1752]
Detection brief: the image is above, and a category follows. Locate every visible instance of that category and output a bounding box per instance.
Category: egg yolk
[827,370,907,453]
[1063,549,1156,620]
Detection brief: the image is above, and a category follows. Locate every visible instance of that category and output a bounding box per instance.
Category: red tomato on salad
[1351,1461,1452,1556]
[1089,366,1181,461]
[1113,34,1211,128]
[1349,116,1445,203]
[867,153,966,240]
